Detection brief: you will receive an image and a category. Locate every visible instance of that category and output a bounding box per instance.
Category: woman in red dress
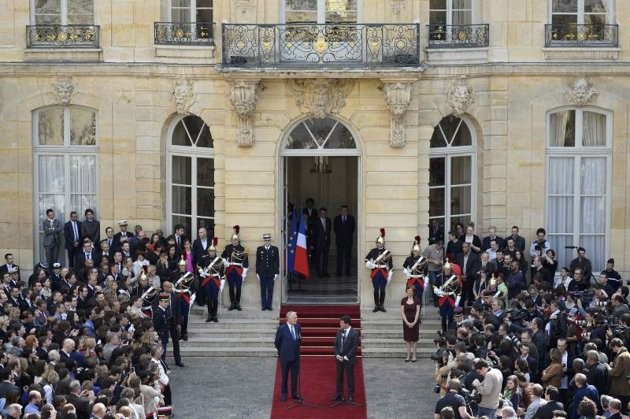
[401,285,421,362]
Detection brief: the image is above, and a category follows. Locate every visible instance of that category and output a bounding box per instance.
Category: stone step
[362,337,435,348]
[361,331,437,339]
[177,347,278,357]
[361,347,436,358]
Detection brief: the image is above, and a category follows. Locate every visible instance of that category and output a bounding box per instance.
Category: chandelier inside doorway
[310,156,332,174]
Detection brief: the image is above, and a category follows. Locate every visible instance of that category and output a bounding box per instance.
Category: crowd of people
[426,222,629,419]
[0,209,220,418]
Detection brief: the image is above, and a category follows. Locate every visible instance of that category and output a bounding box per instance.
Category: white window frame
[280,0,363,24]
[548,0,615,25]
[166,0,213,23]
[429,115,477,237]
[545,107,612,271]
[165,115,215,237]
[30,0,95,25]
[32,105,99,264]
[429,0,477,26]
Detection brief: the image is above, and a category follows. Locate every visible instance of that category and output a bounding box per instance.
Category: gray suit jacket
[42,218,62,247]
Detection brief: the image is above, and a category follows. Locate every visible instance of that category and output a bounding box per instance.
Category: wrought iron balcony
[154,22,214,46]
[26,25,99,48]
[222,23,420,68]
[427,24,489,48]
[545,24,618,47]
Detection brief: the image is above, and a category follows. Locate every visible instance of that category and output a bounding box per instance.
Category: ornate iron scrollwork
[27,25,100,48]
[545,24,618,48]
[154,22,214,46]
[427,24,489,49]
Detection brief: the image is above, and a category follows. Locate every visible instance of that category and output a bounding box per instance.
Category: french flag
[294,214,310,278]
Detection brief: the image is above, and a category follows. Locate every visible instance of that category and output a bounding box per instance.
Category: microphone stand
[286,332,319,411]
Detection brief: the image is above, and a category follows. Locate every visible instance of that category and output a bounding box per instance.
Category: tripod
[285,338,319,411]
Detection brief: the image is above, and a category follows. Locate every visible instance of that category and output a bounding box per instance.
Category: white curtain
[583,111,606,146]
[549,111,571,147]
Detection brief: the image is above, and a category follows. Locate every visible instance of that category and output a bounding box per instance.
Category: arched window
[429,114,476,239]
[33,105,98,265]
[546,108,611,271]
[166,115,214,238]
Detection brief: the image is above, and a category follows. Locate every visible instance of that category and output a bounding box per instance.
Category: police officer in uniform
[197,238,225,323]
[403,236,428,306]
[433,261,463,332]
[221,225,249,311]
[256,233,279,311]
[365,228,393,313]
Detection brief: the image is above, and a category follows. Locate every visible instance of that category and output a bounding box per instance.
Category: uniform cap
[118,220,128,226]
[263,233,272,240]
[52,263,61,269]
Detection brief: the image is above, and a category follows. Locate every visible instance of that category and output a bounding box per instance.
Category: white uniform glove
[198,268,207,278]
[387,271,393,283]
[220,279,225,292]
[455,296,461,306]
[273,274,279,281]
[403,268,411,279]
[242,268,248,282]
[256,274,260,282]
[365,261,376,269]
[222,258,229,267]
[434,288,444,297]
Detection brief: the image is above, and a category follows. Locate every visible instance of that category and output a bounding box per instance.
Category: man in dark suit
[173,224,186,257]
[256,233,279,311]
[332,315,359,401]
[153,293,171,363]
[333,205,355,277]
[42,208,63,268]
[274,311,302,401]
[312,207,332,277]
[456,242,480,307]
[192,226,210,268]
[111,220,133,252]
[64,211,82,269]
[0,253,20,283]
[159,281,184,367]
[481,226,504,252]
[80,208,100,244]
[75,239,99,270]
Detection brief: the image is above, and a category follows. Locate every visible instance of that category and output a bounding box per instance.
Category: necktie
[290,325,295,340]
[177,236,180,247]
[343,216,346,223]
[73,222,78,241]
[321,218,325,229]
[86,253,90,260]
[341,330,346,347]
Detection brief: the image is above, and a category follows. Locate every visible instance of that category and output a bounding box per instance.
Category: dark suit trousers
[315,246,329,275]
[336,243,352,276]
[336,359,355,397]
[44,244,60,266]
[168,324,181,363]
[462,275,475,306]
[67,246,80,268]
[260,274,274,310]
[281,359,299,396]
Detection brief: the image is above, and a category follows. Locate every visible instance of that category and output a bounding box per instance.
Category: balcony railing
[545,24,618,47]
[154,22,215,46]
[427,24,489,48]
[26,25,100,48]
[222,23,420,68]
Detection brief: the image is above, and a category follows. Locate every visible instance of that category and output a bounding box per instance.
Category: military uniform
[221,226,249,311]
[197,238,225,323]
[433,262,463,332]
[365,229,393,312]
[173,269,195,340]
[256,233,279,311]
[403,236,428,304]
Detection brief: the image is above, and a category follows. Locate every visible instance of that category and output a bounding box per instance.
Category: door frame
[277,116,363,304]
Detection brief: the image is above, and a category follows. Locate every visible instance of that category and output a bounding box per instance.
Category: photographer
[472,358,503,418]
[529,228,551,260]
[434,379,473,419]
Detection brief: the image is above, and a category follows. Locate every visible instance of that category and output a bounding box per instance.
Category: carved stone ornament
[382,81,413,148]
[391,0,406,16]
[53,77,74,106]
[228,80,261,148]
[173,78,195,115]
[566,77,598,108]
[236,0,250,14]
[446,76,475,116]
[288,79,354,119]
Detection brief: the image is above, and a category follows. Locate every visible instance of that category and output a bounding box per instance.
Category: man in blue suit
[274,311,301,401]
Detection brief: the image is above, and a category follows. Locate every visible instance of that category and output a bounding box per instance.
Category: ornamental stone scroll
[446,76,474,117]
[566,77,598,108]
[228,79,261,148]
[288,79,354,119]
[173,78,195,115]
[381,81,413,148]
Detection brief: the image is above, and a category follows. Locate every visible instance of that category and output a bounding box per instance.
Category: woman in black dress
[401,285,421,362]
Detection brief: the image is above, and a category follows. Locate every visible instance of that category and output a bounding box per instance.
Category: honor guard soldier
[403,236,428,305]
[221,225,249,311]
[256,233,279,311]
[173,261,195,341]
[365,228,393,313]
[433,260,463,332]
[197,238,225,323]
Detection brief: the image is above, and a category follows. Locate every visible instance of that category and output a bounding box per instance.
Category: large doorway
[280,117,361,304]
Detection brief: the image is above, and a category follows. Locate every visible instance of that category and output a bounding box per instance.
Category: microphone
[565,246,578,249]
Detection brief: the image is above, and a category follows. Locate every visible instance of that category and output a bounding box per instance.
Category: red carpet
[279,304,362,356]
[270,357,367,419]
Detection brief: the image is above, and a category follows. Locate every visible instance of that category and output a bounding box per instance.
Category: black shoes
[212,317,218,323]
[228,304,235,311]
[236,304,242,311]
[331,395,342,401]
[181,334,188,341]
[206,317,212,322]
[380,306,387,312]
[175,362,185,368]
[348,396,354,402]
[292,394,302,400]
[372,307,379,312]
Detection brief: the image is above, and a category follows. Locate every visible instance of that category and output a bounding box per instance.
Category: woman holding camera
[401,285,420,362]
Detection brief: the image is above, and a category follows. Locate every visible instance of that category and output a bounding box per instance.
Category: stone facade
[1,1,629,309]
